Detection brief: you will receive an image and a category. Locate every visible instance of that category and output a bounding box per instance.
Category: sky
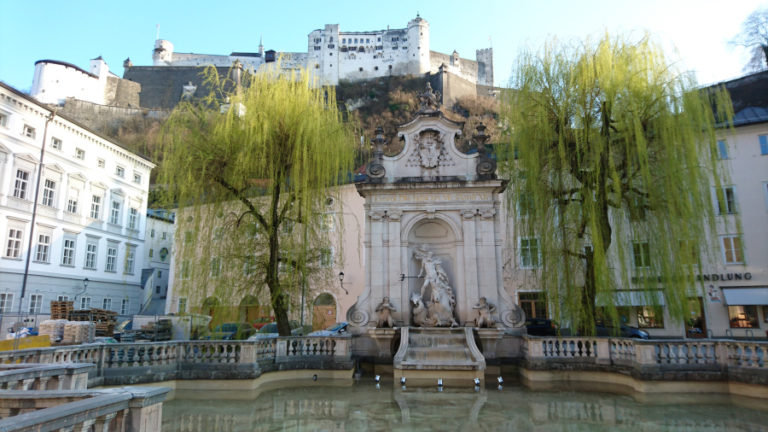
[1,0,766,92]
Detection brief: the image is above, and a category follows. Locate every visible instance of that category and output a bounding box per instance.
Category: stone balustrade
[0,336,353,386]
[0,363,92,391]
[524,336,767,385]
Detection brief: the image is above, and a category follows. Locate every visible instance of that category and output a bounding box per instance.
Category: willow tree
[501,35,733,334]
[158,66,356,336]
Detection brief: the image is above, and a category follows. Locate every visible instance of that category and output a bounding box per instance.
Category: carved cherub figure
[375,296,397,328]
[473,297,496,328]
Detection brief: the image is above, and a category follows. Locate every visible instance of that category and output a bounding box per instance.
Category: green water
[162,380,768,431]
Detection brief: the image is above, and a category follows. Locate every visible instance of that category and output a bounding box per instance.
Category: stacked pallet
[50,301,73,320]
[62,321,94,344]
[67,308,117,336]
[140,319,172,341]
[38,319,67,343]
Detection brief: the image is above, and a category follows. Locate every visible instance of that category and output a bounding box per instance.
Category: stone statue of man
[375,296,397,328]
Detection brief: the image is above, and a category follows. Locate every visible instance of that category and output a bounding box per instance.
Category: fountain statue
[411,245,458,327]
[375,297,397,328]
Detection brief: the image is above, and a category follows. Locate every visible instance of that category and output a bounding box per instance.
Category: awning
[722,287,768,305]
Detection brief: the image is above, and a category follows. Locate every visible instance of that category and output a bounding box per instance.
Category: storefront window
[728,305,758,328]
[636,306,664,328]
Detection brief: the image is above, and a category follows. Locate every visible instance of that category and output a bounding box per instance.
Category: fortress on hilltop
[150,15,493,87]
[30,16,495,111]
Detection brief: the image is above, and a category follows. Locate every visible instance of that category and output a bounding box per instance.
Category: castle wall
[31,61,104,105]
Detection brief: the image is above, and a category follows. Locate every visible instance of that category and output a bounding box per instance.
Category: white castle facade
[151,16,493,87]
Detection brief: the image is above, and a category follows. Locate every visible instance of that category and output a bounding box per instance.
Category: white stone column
[386,210,403,322]
[461,209,479,324]
[476,207,497,302]
[369,210,386,323]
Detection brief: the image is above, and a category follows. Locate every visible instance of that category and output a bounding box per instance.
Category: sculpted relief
[411,245,458,327]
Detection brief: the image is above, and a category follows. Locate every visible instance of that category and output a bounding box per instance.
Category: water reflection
[162,380,768,432]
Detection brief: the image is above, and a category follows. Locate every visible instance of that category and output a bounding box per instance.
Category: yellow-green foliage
[157,66,356,334]
[500,34,734,334]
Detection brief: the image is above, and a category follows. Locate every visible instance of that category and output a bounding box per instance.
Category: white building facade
[0,82,154,325]
[141,209,175,314]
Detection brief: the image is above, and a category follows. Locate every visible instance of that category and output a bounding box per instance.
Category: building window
[320,248,333,268]
[320,213,334,232]
[67,197,78,214]
[519,237,540,268]
[42,179,56,207]
[150,229,155,238]
[180,260,190,279]
[0,293,14,313]
[637,306,664,328]
[102,298,112,311]
[728,305,758,328]
[210,256,221,277]
[61,238,76,266]
[115,166,125,178]
[133,173,142,184]
[717,140,728,159]
[121,298,130,315]
[80,296,91,310]
[519,292,547,319]
[110,201,121,225]
[149,248,154,258]
[124,245,136,274]
[716,186,737,214]
[162,232,167,240]
[5,228,23,258]
[57,295,69,301]
[97,158,105,168]
[84,241,97,269]
[178,298,187,314]
[760,135,768,155]
[35,234,51,262]
[51,137,62,150]
[721,235,744,265]
[0,112,7,127]
[28,294,43,314]
[157,270,162,278]
[128,208,138,230]
[23,124,36,138]
[75,148,85,160]
[90,195,101,219]
[13,169,29,199]
[105,245,118,272]
[517,193,534,217]
[632,241,651,269]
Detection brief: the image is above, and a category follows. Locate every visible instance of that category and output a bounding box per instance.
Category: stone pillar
[124,387,171,432]
[476,207,497,304]
[461,209,479,324]
[387,210,403,323]
[369,210,386,324]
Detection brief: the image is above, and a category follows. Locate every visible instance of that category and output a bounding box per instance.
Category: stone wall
[59,98,167,133]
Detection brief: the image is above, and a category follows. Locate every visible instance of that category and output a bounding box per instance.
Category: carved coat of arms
[417,131,442,168]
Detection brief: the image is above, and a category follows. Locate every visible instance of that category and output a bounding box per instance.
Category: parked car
[209,322,257,340]
[308,322,348,337]
[525,318,558,336]
[595,321,649,339]
[248,321,304,339]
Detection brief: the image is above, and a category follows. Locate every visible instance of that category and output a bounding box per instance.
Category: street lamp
[338,272,348,295]
[74,277,89,307]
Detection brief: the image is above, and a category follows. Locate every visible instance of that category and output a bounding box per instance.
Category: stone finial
[473,122,497,179]
[417,82,441,114]
[367,126,387,179]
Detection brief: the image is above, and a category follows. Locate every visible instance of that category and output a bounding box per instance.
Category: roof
[34,59,97,79]
[707,70,768,126]
[0,81,155,168]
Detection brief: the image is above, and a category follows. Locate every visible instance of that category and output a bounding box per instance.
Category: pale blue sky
[1,0,765,91]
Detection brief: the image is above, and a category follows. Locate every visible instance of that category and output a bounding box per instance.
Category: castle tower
[152,39,174,66]
[407,14,430,74]
[476,48,494,87]
[308,24,340,86]
[89,56,109,78]
[258,36,264,57]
